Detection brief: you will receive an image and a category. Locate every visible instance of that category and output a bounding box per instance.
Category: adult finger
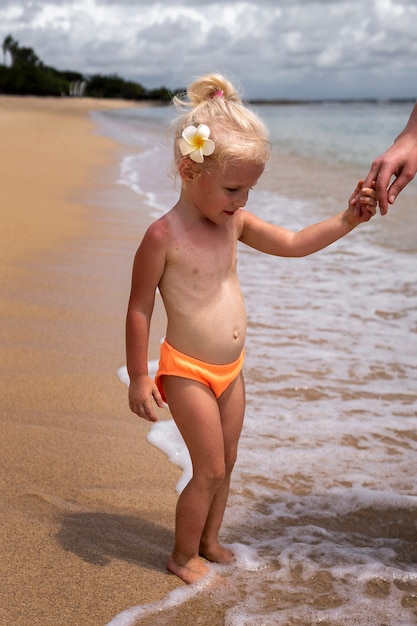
[373,165,393,215]
[386,169,415,206]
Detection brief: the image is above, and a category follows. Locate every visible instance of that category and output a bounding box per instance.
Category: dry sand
[0,96,182,625]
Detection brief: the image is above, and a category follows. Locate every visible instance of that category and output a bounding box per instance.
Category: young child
[125,73,377,585]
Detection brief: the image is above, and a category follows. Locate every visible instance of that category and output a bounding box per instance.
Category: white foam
[228,542,265,572]
[147,419,191,494]
[118,146,177,219]
[105,570,219,626]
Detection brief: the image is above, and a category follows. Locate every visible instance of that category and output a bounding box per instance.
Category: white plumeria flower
[178,124,215,163]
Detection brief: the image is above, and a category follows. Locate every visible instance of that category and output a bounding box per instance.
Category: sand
[0,96,182,625]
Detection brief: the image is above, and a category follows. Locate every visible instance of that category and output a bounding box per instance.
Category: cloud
[1,0,416,99]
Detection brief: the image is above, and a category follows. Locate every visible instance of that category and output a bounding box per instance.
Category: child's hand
[346,180,377,226]
[128,375,163,422]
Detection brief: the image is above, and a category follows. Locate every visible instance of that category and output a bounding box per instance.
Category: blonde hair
[172,73,270,171]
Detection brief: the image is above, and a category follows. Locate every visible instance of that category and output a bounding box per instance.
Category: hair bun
[187,73,241,105]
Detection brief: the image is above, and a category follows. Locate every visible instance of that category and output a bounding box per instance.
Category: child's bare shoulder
[142,213,172,247]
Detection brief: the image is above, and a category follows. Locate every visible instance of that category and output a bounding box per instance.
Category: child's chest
[168,224,238,280]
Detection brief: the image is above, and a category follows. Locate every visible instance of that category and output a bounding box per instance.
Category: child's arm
[126,223,167,422]
[239,181,377,257]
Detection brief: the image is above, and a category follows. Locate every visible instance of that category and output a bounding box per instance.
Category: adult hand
[355,103,417,216]
[362,133,417,215]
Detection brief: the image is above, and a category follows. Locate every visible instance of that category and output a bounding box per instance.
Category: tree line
[0,35,173,102]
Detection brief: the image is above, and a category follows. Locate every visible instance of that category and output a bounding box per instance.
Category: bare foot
[199,541,235,564]
[167,553,211,585]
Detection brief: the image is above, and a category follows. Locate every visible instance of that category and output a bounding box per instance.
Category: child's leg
[199,372,245,562]
[162,374,244,584]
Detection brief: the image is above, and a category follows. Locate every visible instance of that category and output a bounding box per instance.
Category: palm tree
[2,35,40,68]
[2,35,18,66]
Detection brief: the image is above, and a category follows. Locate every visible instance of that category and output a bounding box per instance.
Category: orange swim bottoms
[155,339,245,402]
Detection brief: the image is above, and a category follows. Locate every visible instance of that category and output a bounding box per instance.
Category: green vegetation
[0,35,173,102]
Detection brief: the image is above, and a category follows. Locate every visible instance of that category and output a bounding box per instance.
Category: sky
[1,0,417,100]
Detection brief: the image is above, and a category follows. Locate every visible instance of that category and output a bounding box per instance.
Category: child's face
[190,160,265,224]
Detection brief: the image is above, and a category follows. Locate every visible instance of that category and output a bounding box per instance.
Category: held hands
[346,180,377,227]
[128,374,164,422]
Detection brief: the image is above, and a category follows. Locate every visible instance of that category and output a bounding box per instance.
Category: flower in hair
[179,124,215,164]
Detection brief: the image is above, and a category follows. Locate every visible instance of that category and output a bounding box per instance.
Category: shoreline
[0,96,181,625]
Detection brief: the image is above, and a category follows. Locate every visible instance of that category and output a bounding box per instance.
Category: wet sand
[0,96,181,625]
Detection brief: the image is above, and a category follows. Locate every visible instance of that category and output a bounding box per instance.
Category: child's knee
[199,464,226,487]
[208,467,226,485]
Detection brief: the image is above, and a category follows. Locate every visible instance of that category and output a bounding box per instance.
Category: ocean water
[93,101,417,625]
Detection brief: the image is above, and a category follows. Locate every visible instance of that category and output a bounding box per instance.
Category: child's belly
[165,289,247,365]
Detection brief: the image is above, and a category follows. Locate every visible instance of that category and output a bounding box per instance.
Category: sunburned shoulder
[143,214,172,246]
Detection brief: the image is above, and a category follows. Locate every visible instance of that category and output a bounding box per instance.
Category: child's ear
[179,157,199,183]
